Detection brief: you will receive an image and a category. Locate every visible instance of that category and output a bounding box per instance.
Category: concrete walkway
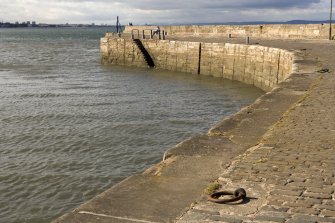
[53,37,335,223]
[173,38,335,222]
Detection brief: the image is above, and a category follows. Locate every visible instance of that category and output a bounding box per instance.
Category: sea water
[0,27,263,223]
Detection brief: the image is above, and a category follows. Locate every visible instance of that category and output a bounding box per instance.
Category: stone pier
[53,26,335,223]
[100,36,293,92]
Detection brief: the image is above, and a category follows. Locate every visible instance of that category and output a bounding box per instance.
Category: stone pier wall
[124,24,335,39]
[101,35,294,91]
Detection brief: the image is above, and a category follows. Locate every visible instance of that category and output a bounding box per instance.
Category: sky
[0,0,333,25]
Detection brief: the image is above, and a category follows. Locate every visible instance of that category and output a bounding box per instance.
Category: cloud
[118,0,322,10]
[0,0,331,25]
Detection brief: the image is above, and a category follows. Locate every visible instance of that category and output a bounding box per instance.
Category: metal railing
[131,29,165,40]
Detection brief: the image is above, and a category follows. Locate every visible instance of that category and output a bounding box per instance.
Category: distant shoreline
[1,19,334,29]
[0,24,119,29]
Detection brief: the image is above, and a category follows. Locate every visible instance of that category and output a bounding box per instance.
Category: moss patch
[204,181,221,195]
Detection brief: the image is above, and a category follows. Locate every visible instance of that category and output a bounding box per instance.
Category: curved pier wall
[124,24,335,39]
[100,36,294,91]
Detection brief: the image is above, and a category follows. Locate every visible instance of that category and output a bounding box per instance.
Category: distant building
[0,21,114,28]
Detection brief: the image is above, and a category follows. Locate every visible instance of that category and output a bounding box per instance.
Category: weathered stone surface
[125,24,335,40]
[303,192,333,200]
[254,215,286,222]
[321,210,335,218]
[315,205,335,212]
[100,37,294,92]
[176,38,335,223]
[260,206,290,213]
[208,214,244,223]
[270,189,303,197]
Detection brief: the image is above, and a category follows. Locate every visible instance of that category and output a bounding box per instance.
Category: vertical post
[142,30,145,39]
[162,31,165,40]
[330,0,333,40]
[116,16,119,33]
[228,34,232,38]
[198,43,202,75]
[150,30,153,39]
[246,36,250,44]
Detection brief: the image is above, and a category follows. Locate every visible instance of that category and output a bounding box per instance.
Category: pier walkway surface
[172,38,335,222]
[54,37,335,223]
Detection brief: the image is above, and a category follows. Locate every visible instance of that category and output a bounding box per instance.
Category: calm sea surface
[0,28,263,223]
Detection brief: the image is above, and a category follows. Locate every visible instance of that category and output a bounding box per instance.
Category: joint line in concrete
[78,211,159,223]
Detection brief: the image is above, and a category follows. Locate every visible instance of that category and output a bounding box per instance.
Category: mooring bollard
[246,36,250,44]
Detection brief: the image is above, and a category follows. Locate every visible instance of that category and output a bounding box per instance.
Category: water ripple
[0,28,263,223]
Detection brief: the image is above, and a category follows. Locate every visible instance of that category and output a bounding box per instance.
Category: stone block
[320,210,335,218]
[303,192,333,199]
[270,189,303,197]
[254,214,286,222]
[291,207,320,215]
